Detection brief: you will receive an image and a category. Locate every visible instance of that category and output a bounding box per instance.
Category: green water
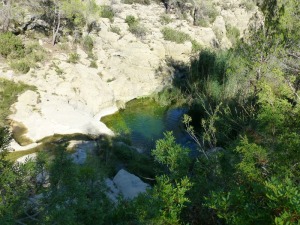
[101,98,192,152]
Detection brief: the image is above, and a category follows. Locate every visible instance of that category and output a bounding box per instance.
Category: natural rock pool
[101,98,196,153]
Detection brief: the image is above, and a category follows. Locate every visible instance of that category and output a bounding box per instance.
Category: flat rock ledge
[105,169,150,202]
[0,0,258,148]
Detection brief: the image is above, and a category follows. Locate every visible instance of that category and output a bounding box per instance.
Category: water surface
[101,98,196,153]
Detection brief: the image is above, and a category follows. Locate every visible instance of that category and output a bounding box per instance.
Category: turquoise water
[101,98,194,152]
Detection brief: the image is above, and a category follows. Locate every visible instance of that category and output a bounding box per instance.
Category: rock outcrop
[16,153,37,164]
[0,0,258,147]
[105,169,150,202]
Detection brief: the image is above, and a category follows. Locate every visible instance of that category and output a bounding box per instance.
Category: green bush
[125,15,138,27]
[128,24,147,37]
[24,43,46,63]
[125,15,147,37]
[0,32,24,58]
[160,14,173,24]
[123,0,150,5]
[191,40,202,53]
[241,0,255,11]
[67,52,80,64]
[161,27,191,44]
[226,25,240,46]
[196,19,208,27]
[110,26,121,35]
[194,2,218,26]
[10,60,30,74]
[82,35,94,53]
[0,79,35,126]
[100,5,114,22]
[89,60,98,68]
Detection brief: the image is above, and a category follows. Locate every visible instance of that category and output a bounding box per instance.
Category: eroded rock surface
[0,0,258,146]
[106,169,150,202]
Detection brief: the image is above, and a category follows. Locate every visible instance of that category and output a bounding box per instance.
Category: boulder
[105,178,120,203]
[68,140,98,152]
[112,169,150,200]
[16,153,37,164]
[105,169,150,202]
[36,171,50,188]
[71,149,87,165]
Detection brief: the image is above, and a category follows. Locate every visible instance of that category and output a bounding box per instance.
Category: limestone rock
[105,169,150,202]
[67,140,98,152]
[71,149,87,165]
[213,16,227,36]
[16,153,37,164]
[113,169,150,200]
[69,140,98,164]
[36,171,50,188]
[2,0,258,146]
[105,178,121,203]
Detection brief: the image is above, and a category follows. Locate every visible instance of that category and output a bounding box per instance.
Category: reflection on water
[101,98,197,153]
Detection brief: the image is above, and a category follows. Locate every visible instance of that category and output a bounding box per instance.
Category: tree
[0,128,36,224]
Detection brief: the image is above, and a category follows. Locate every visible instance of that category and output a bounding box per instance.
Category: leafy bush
[24,42,46,63]
[110,26,121,35]
[128,24,147,37]
[89,60,98,68]
[0,79,34,126]
[241,0,255,11]
[0,32,24,58]
[82,35,94,53]
[160,14,173,24]
[67,53,80,64]
[194,2,218,27]
[100,5,114,22]
[191,40,202,53]
[226,25,240,46]
[125,15,147,37]
[123,0,150,5]
[10,60,30,74]
[161,27,191,44]
[125,15,138,27]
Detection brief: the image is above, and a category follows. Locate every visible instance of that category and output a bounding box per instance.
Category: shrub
[0,32,24,58]
[161,27,191,44]
[82,35,94,53]
[100,5,114,22]
[123,0,150,5]
[128,24,147,37]
[10,60,30,74]
[89,60,98,68]
[195,19,209,27]
[191,40,202,53]
[0,79,34,126]
[110,26,121,35]
[51,62,64,75]
[125,15,138,27]
[160,14,173,25]
[125,15,147,37]
[67,52,80,64]
[226,25,240,46]
[24,43,46,63]
[194,2,218,26]
[241,0,255,11]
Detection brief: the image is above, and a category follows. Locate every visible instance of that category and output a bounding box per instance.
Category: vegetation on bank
[0,79,35,127]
